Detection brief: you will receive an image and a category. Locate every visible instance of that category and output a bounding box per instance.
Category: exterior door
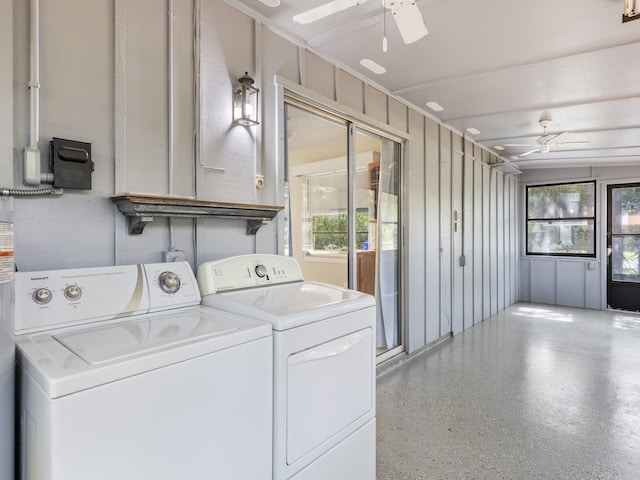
[607,183,640,311]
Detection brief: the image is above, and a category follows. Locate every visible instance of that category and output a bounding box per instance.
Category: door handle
[288,329,370,366]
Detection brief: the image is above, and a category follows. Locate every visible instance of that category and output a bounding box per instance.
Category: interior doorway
[284,102,403,360]
[607,183,640,312]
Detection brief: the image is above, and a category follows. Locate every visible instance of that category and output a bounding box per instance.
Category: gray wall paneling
[462,144,475,330]
[406,109,426,352]
[1,0,12,194]
[439,127,453,336]
[336,70,365,114]
[489,165,498,315]
[303,52,335,101]
[451,134,464,334]
[482,164,491,319]
[497,171,505,312]
[364,85,388,124]
[472,159,483,325]
[424,118,441,344]
[388,98,407,133]
[510,176,519,304]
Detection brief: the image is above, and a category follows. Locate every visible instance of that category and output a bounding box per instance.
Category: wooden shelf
[110,193,284,235]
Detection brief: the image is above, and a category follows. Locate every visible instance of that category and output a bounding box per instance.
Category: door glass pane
[612,186,640,234]
[611,236,640,283]
[355,128,401,357]
[285,105,348,288]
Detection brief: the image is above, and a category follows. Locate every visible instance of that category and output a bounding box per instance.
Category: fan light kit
[504,119,590,158]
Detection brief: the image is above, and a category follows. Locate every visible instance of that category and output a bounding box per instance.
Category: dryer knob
[64,284,83,301]
[33,288,53,305]
[255,264,268,278]
[159,271,181,294]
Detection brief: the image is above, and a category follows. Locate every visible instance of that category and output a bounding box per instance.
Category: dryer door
[286,327,373,464]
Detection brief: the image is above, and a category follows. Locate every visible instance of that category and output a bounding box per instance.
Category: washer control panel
[197,254,304,295]
[13,261,200,335]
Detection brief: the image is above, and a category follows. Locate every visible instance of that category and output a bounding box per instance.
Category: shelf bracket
[128,216,154,235]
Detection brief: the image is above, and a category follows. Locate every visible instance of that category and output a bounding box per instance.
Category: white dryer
[13,261,273,480]
[197,254,376,480]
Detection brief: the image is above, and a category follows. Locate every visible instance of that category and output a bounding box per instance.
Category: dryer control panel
[13,261,200,335]
[197,254,304,294]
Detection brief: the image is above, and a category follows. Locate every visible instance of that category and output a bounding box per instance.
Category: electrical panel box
[50,137,94,190]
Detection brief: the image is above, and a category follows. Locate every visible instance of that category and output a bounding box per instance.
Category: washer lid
[201,281,375,331]
[16,306,272,398]
[53,311,237,365]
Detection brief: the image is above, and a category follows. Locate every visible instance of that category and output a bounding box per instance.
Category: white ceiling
[231,0,640,170]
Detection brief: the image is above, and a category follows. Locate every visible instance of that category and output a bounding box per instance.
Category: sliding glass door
[284,102,403,360]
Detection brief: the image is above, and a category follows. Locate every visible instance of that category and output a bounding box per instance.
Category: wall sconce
[233,72,260,126]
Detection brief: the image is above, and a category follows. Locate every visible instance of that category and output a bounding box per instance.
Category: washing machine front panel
[20,336,273,480]
[286,327,373,464]
[272,308,376,479]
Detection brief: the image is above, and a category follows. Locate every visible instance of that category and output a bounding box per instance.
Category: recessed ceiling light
[426,101,444,112]
[360,58,386,75]
[494,146,504,151]
[466,127,480,135]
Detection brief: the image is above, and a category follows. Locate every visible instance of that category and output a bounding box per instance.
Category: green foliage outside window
[313,212,369,251]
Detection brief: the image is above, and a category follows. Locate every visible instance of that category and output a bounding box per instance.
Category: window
[526,181,596,256]
[311,212,370,252]
[301,169,373,255]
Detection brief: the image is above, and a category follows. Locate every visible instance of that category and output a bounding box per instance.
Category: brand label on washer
[0,222,14,284]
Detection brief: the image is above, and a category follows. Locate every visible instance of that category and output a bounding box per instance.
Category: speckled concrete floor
[376,303,640,480]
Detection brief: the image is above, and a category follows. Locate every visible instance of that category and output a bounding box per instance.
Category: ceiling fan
[504,119,590,157]
[292,0,428,45]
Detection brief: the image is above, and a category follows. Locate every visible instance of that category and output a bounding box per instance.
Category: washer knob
[159,271,181,294]
[255,264,268,278]
[64,284,83,301]
[33,288,53,305]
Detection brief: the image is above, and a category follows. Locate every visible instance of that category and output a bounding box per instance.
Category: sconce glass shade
[233,72,260,126]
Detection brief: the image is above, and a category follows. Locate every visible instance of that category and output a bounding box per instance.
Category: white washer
[197,254,376,480]
[13,261,273,480]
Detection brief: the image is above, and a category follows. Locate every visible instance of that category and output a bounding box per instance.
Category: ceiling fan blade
[519,148,540,157]
[545,131,568,143]
[258,0,280,6]
[391,1,428,44]
[557,141,590,149]
[503,143,535,147]
[293,0,368,25]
